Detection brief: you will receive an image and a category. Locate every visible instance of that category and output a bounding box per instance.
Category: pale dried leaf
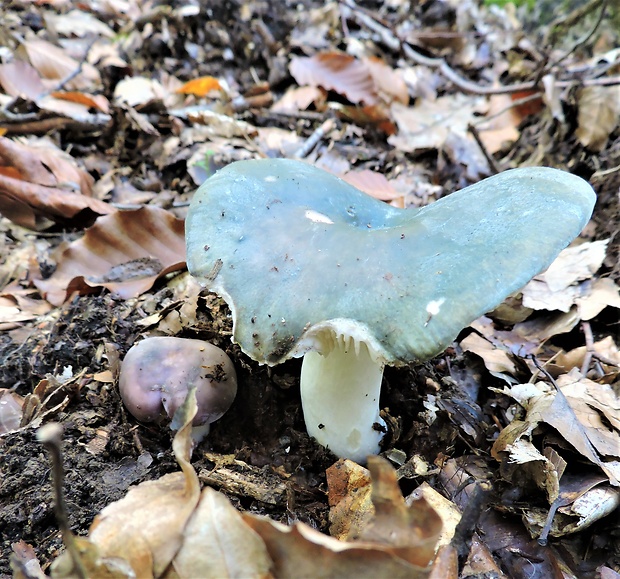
[535,240,608,292]
[169,487,273,578]
[44,9,115,38]
[460,332,517,375]
[575,85,620,151]
[114,77,167,108]
[340,169,403,201]
[84,392,201,577]
[34,207,185,305]
[576,277,620,320]
[20,38,101,90]
[290,52,378,105]
[388,95,487,153]
[0,60,45,100]
[271,85,324,113]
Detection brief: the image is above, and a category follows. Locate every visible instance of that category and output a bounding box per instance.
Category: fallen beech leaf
[19,38,100,90]
[245,456,442,578]
[389,95,487,153]
[34,207,186,305]
[340,169,402,201]
[0,60,46,100]
[0,137,109,229]
[169,487,273,578]
[271,86,324,113]
[575,85,620,151]
[291,52,378,105]
[460,332,517,375]
[0,137,94,191]
[50,91,111,113]
[58,389,202,577]
[176,76,222,97]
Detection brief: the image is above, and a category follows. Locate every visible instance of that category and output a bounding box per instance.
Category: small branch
[467,123,500,174]
[547,0,609,69]
[581,320,595,376]
[340,0,620,95]
[293,118,337,159]
[37,423,87,579]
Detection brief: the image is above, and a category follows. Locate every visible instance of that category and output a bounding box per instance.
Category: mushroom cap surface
[119,336,237,426]
[186,160,595,365]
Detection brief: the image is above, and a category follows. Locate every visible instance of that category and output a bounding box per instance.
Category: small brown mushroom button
[119,337,237,440]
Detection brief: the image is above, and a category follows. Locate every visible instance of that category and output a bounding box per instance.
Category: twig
[580,320,595,376]
[293,118,337,159]
[547,0,609,69]
[37,423,87,579]
[545,0,605,44]
[467,123,500,174]
[40,37,98,98]
[340,0,620,95]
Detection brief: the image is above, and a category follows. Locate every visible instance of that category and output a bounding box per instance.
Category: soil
[1,1,619,577]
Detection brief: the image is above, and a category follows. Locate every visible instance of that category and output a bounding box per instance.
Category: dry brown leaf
[460,332,517,376]
[389,95,487,153]
[0,60,46,100]
[290,52,406,107]
[271,86,324,113]
[340,169,403,201]
[34,207,185,306]
[575,85,620,151]
[521,240,611,313]
[167,487,273,578]
[290,52,378,105]
[245,456,442,578]
[0,137,111,229]
[55,389,201,577]
[499,378,620,485]
[19,38,101,90]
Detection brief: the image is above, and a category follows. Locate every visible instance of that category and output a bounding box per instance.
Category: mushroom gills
[300,328,386,463]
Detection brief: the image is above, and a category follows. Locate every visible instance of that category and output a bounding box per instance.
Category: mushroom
[119,337,237,441]
[185,159,595,462]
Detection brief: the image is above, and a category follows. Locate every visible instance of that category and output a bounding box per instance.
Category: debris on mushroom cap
[119,337,237,438]
[186,159,596,367]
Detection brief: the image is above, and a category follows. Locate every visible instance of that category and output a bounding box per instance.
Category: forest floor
[0,1,619,578]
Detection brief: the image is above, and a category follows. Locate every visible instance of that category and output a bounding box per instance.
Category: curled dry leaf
[244,456,442,578]
[52,389,272,578]
[290,52,408,106]
[18,38,101,91]
[34,206,185,306]
[575,85,620,152]
[0,137,111,230]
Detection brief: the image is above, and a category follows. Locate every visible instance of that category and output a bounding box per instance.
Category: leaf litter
[0,0,619,577]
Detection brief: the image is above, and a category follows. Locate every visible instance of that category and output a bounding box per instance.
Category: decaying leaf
[34,207,185,305]
[0,389,24,434]
[575,85,620,151]
[290,52,407,106]
[18,38,101,91]
[245,456,443,578]
[175,76,222,97]
[0,137,111,229]
[460,332,517,376]
[494,375,620,488]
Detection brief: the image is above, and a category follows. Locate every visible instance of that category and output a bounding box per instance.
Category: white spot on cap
[264,175,278,182]
[305,209,333,224]
[426,298,445,316]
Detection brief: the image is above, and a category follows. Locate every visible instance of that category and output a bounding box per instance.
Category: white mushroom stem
[300,333,387,463]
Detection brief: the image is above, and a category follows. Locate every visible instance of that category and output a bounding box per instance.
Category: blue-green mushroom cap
[186,159,595,367]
